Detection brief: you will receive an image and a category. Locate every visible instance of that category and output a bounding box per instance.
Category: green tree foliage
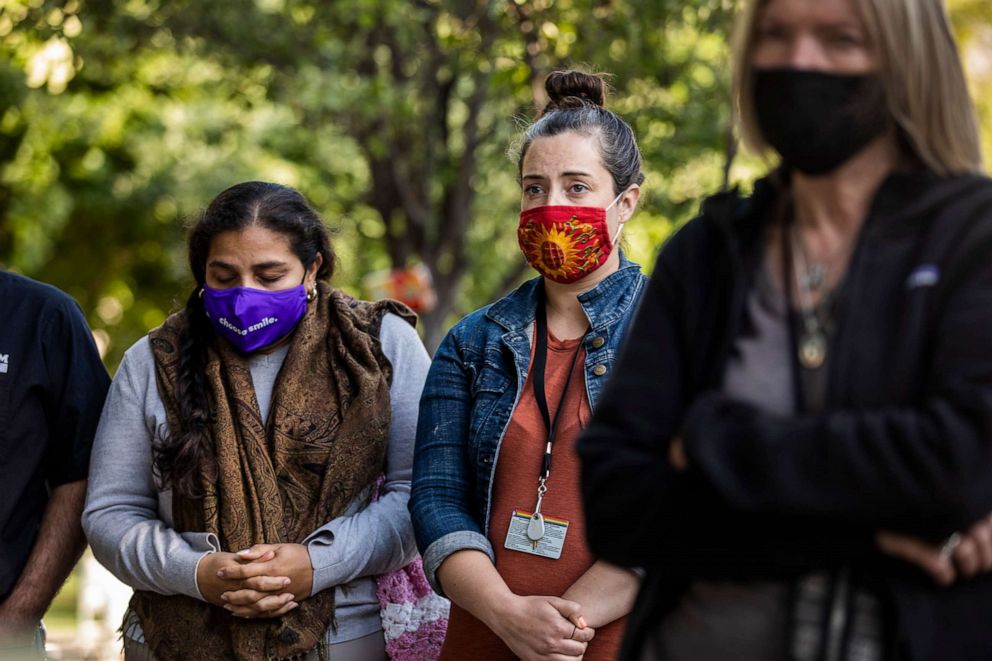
[1,0,988,361]
[950,0,992,164]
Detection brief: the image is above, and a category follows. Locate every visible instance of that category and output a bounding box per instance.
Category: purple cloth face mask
[202,284,308,353]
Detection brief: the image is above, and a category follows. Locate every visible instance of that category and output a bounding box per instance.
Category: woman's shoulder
[329,288,415,330]
[107,335,162,407]
[119,335,155,375]
[445,278,540,344]
[379,312,429,364]
[440,304,499,353]
[380,311,418,338]
[656,199,740,267]
[665,176,777,253]
[913,172,992,277]
[451,302,498,332]
[929,171,992,221]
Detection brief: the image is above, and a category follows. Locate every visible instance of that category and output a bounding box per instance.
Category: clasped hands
[195,543,314,619]
[489,595,595,661]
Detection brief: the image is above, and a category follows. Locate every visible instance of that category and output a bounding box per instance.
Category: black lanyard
[532,286,587,484]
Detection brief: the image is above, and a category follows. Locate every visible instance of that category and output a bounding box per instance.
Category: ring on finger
[569,624,577,640]
[939,532,962,560]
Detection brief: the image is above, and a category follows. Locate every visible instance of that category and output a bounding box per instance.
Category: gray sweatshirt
[82,313,430,645]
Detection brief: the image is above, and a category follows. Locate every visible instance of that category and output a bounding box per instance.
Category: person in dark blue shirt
[0,271,109,657]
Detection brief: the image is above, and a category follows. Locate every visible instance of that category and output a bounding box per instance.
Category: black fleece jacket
[578,170,992,660]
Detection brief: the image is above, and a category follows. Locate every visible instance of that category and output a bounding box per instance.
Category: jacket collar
[486,252,643,333]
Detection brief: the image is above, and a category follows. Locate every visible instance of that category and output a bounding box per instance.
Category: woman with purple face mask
[82,182,444,660]
[410,70,648,661]
[579,0,992,659]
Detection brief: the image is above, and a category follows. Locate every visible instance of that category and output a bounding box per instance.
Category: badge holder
[503,284,582,561]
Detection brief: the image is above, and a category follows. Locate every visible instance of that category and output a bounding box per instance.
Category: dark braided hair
[518,70,645,194]
[154,181,334,498]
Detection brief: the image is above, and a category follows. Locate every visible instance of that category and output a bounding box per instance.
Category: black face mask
[753,68,889,176]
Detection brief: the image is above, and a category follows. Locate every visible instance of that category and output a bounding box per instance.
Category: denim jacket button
[591,336,606,349]
[592,364,608,376]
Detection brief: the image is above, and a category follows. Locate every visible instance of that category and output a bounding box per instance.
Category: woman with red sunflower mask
[410,70,647,660]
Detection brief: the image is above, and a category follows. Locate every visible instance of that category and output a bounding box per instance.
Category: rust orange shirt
[440,329,627,660]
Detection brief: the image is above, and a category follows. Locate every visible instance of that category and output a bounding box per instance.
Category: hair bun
[542,70,608,115]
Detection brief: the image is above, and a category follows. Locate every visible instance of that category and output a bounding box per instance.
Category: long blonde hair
[733,0,983,176]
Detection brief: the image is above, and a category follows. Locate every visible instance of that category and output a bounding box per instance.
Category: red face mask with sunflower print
[517,194,624,284]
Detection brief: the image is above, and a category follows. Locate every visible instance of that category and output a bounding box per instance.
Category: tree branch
[510,1,546,110]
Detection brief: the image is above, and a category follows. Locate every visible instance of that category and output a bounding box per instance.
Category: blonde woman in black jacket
[579,0,992,659]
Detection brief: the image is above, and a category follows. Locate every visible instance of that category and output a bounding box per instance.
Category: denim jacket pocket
[468,366,511,439]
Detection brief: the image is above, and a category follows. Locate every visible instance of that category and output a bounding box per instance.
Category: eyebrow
[207,260,290,270]
[251,261,290,270]
[819,21,863,32]
[759,12,861,29]
[522,170,594,179]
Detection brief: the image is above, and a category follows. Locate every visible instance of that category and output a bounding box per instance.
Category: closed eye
[756,22,790,42]
[827,31,863,48]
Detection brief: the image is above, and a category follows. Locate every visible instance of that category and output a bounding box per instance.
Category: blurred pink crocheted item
[371,475,449,660]
[376,557,449,660]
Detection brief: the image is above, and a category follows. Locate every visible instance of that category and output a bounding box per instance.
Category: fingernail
[283,578,291,586]
[289,602,298,610]
[221,594,229,602]
[578,617,588,629]
[223,605,233,611]
[216,570,225,578]
[237,549,251,555]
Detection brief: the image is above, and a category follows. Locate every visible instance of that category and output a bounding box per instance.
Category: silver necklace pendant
[799,331,827,369]
[801,264,827,291]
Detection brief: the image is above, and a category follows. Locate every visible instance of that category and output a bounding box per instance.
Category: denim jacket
[410,254,647,593]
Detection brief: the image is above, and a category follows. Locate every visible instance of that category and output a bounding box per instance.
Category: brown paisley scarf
[131,283,414,660]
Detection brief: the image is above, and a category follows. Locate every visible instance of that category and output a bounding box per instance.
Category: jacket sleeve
[409,327,495,595]
[577,238,696,567]
[683,241,992,539]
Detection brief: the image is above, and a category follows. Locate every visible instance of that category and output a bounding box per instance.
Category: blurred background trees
[1,0,990,359]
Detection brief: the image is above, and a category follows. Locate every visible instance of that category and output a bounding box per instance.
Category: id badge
[504,510,569,559]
